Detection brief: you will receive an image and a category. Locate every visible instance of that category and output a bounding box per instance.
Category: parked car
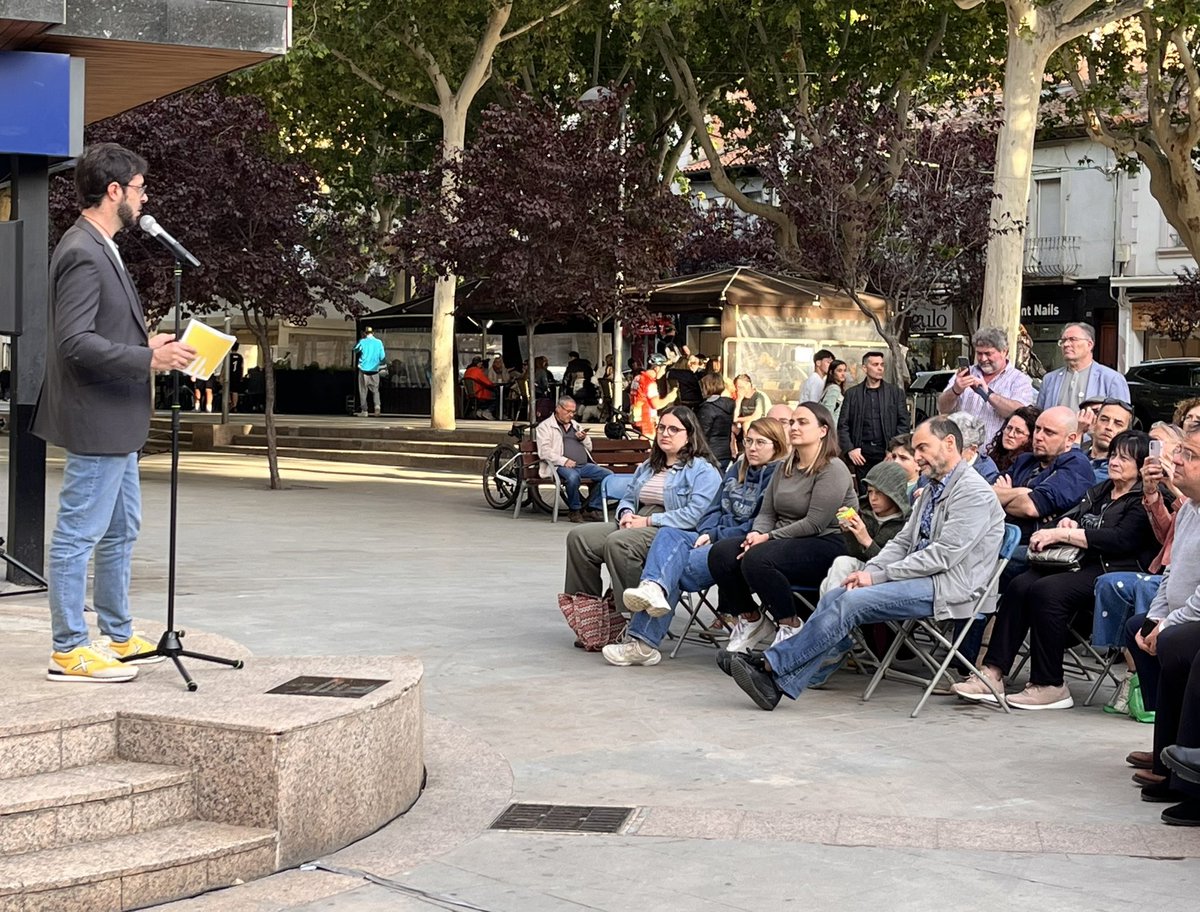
[1125,359,1200,427]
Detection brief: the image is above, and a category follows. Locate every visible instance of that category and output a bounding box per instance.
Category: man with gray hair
[1035,322,1129,419]
[938,326,1035,443]
[535,395,612,522]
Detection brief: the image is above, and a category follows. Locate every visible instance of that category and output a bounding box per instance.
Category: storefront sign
[909,302,952,334]
[1020,301,1064,321]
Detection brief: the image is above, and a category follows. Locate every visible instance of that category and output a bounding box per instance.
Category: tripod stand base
[0,536,49,598]
[123,629,244,691]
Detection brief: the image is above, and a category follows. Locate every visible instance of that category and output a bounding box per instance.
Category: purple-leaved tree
[51,88,367,488]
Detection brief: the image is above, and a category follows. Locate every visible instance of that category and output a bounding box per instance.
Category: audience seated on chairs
[1081,397,1135,482]
[602,417,789,667]
[1125,422,1200,821]
[985,406,1040,476]
[954,430,1160,711]
[726,416,1005,711]
[707,402,856,655]
[695,372,735,470]
[535,395,612,524]
[562,406,721,618]
[1092,422,1185,720]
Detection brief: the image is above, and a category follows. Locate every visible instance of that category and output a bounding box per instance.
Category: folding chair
[668,587,724,658]
[1006,619,1123,705]
[600,474,634,522]
[791,585,882,678]
[862,523,1021,718]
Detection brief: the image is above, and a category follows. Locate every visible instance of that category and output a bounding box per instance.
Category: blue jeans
[556,463,611,510]
[766,577,936,699]
[48,452,141,652]
[1092,572,1163,649]
[628,528,716,647]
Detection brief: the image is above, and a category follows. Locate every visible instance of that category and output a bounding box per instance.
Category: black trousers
[1126,613,1160,712]
[983,564,1104,687]
[707,534,846,621]
[1152,621,1200,791]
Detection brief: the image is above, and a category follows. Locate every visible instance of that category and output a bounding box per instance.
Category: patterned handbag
[558,591,626,651]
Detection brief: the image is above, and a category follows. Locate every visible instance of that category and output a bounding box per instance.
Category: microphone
[138,215,201,268]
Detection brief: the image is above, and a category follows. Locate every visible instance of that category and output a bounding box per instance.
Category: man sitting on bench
[536,395,612,523]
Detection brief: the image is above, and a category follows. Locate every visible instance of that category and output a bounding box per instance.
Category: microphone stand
[121,255,243,690]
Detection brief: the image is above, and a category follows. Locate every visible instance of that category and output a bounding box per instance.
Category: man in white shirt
[938,327,1035,444]
[801,349,835,403]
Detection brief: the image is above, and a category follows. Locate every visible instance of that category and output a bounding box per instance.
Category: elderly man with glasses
[535,396,612,523]
[1036,322,1130,422]
[938,327,1036,444]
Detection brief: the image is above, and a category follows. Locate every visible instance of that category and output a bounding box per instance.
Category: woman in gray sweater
[707,402,857,653]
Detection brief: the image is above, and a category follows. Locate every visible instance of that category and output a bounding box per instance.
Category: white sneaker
[602,639,662,667]
[623,582,672,618]
[769,623,803,648]
[725,616,773,653]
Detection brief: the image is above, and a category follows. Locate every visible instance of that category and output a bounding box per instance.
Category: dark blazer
[836,380,910,454]
[696,396,735,466]
[32,218,154,455]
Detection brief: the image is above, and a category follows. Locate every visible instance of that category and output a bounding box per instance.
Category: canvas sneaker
[725,616,773,654]
[950,670,1005,704]
[602,639,662,667]
[623,582,672,618]
[48,643,139,684]
[100,633,166,666]
[1008,683,1074,711]
[1102,673,1132,716]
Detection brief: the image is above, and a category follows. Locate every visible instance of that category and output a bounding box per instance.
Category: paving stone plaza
[4,444,1199,910]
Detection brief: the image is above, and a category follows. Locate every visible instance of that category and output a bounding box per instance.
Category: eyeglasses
[744,437,772,449]
[121,182,147,199]
[1057,336,1091,347]
[657,424,686,437]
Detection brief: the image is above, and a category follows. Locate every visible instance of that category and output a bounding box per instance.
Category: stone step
[0,820,276,910]
[228,433,496,456]
[212,444,487,473]
[0,715,116,781]
[0,760,194,855]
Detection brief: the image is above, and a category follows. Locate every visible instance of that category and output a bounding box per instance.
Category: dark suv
[1125,359,1200,427]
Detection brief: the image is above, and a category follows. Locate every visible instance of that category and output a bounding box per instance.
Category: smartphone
[1140,618,1158,638]
[1149,439,1163,460]
[956,356,970,370]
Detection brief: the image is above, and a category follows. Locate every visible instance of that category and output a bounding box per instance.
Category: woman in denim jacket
[605,417,790,666]
[563,406,722,622]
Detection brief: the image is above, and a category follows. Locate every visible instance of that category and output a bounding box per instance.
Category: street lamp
[579,85,626,416]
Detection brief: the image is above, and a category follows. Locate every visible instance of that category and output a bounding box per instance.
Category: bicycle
[481,423,553,513]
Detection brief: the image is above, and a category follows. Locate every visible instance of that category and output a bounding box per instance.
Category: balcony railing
[1024,235,1081,279]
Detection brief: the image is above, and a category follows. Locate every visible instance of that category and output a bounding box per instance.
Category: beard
[117,199,137,230]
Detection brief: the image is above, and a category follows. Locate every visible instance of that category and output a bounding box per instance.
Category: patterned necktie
[918,478,944,549]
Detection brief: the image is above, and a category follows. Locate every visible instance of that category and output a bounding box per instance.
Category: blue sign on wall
[0,51,84,157]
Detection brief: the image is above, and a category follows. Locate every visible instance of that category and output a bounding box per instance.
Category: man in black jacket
[837,351,910,487]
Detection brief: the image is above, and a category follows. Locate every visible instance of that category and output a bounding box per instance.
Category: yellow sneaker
[48,643,139,683]
[103,633,166,666]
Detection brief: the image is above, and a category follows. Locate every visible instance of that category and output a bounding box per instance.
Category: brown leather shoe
[1133,769,1167,787]
[1127,750,1154,770]
[582,509,605,522]
[568,510,584,523]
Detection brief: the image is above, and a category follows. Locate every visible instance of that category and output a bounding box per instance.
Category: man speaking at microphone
[32,143,196,683]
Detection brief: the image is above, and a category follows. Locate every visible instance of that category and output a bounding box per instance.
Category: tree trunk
[526,324,537,424]
[249,317,281,490]
[979,28,1048,346]
[429,107,468,431]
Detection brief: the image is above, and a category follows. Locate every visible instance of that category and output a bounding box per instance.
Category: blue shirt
[1091,457,1110,484]
[1006,448,1096,540]
[354,335,386,372]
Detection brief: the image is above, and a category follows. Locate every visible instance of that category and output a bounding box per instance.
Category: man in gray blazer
[32,143,195,683]
[729,415,1006,710]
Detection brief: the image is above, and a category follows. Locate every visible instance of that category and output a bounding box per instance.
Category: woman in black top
[695,372,735,469]
[959,430,1165,710]
[666,354,703,410]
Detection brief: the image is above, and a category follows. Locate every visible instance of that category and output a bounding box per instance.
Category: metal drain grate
[490,803,634,834]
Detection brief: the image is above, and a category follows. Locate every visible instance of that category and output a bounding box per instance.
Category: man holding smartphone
[938,327,1035,444]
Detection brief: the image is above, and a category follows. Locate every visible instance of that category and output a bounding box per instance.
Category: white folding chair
[862,523,1020,718]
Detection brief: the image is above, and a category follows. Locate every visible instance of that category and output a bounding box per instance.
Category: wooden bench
[514,436,650,522]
